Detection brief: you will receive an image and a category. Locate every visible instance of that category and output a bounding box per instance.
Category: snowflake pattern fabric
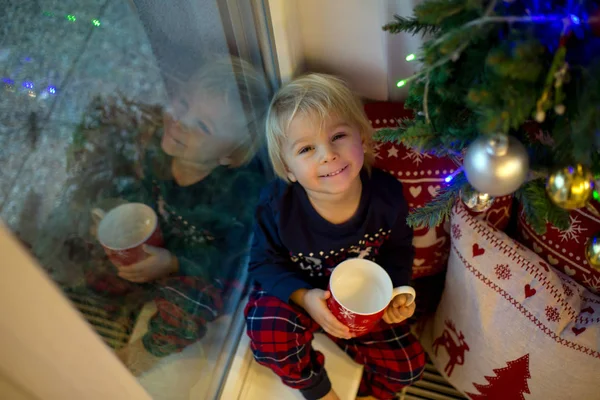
[419,200,600,400]
[494,264,512,280]
[562,284,573,298]
[544,306,560,323]
[451,224,462,240]
[517,203,600,294]
[402,147,432,165]
[550,215,587,243]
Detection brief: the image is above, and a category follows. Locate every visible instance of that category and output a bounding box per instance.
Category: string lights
[42,10,101,27]
[395,10,598,89]
[1,9,104,97]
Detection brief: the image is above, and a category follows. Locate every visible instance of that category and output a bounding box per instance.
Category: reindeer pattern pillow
[417,202,600,399]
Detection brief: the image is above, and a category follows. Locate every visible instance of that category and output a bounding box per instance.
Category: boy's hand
[294,289,352,339]
[117,245,178,283]
[382,294,415,325]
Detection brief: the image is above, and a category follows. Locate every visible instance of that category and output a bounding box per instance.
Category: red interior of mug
[97,203,157,250]
[329,258,393,315]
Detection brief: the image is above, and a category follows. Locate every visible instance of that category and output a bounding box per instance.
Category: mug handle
[391,286,416,307]
[91,208,106,226]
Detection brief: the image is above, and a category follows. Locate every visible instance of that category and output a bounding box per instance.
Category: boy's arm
[376,196,415,288]
[249,200,313,303]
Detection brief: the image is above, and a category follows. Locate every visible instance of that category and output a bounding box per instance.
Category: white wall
[269,0,423,101]
[0,223,151,400]
[386,1,424,101]
[268,0,305,83]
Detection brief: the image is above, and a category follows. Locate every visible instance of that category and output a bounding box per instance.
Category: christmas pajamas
[86,271,231,357]
[142,276,233,357]
[245,289,426,400]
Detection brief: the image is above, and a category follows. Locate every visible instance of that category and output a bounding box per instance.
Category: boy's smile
[283,113,365,198]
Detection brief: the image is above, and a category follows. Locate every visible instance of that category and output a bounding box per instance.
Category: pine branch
[414,0,468,25]
[374,119,437,146]
[406,173,467,228]
[374,126,405,143]
[385,0,599,233]
[514,180,570,235]
[382,15,439,36]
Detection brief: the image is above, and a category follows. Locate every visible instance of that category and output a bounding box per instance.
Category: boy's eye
[195,119,212,135]
[298,146,313,155]
[332,133,346,141]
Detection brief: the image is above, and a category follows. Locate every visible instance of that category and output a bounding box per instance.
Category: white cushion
[222,333,363,400]
[417,202,600,399]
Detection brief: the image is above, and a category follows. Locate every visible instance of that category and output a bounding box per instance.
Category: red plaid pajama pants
[244,289,426,400]
[86,270,234,357]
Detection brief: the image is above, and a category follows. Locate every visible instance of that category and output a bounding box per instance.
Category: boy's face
[161,90,248,185]
[283,113,365,196]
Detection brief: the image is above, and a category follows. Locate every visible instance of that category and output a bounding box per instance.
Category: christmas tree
[466,354,532,399]
[380,0,599,234]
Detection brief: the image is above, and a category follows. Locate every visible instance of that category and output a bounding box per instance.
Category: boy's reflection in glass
[87,57,268,375]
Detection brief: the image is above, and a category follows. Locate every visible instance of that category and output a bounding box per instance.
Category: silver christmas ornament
[460,185,495,213]
[463,134,529,197]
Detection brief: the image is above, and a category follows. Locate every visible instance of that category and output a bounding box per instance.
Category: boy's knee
[245,294,305,344]
[388,350,426,387]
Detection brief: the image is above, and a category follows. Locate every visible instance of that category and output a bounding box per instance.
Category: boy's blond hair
[182,56,270,167]
[265,73,375,181]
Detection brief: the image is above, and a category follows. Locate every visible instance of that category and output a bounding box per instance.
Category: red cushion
[365,102,512,279]
[516,203,600,294]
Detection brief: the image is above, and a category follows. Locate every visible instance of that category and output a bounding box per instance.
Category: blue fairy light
[570,14,580,25]
[23,81,34,89]
[47,86,57,94]
[2,78,14,84]
[444,175,453,183]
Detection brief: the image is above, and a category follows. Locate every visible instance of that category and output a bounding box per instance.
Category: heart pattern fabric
[416,201,600,400]
[366,102,512,280]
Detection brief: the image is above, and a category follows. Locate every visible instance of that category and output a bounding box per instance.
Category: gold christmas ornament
[460,185,495,213]
[585,234,600,271]
[546,164,594,209]
[463,134,530,197]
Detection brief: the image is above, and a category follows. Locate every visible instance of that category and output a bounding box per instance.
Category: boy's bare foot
[320,388,341,400]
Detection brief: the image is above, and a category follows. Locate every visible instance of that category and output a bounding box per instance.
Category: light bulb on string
[570,14,580,25]
[2,78,15,92]
[405,53,416,62]
[67,15,76,22]
[397,80,406,88]
[92,19,101,27]
[444,167,463,183]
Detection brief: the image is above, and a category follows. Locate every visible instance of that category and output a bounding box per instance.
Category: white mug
[92,203,164,266]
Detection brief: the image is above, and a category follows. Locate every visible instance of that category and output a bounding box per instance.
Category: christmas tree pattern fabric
[416,201,600,399]
[466,354,532,400]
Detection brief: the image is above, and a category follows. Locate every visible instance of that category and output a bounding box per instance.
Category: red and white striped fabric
[365,102,512,279]
[417,201,600,399]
